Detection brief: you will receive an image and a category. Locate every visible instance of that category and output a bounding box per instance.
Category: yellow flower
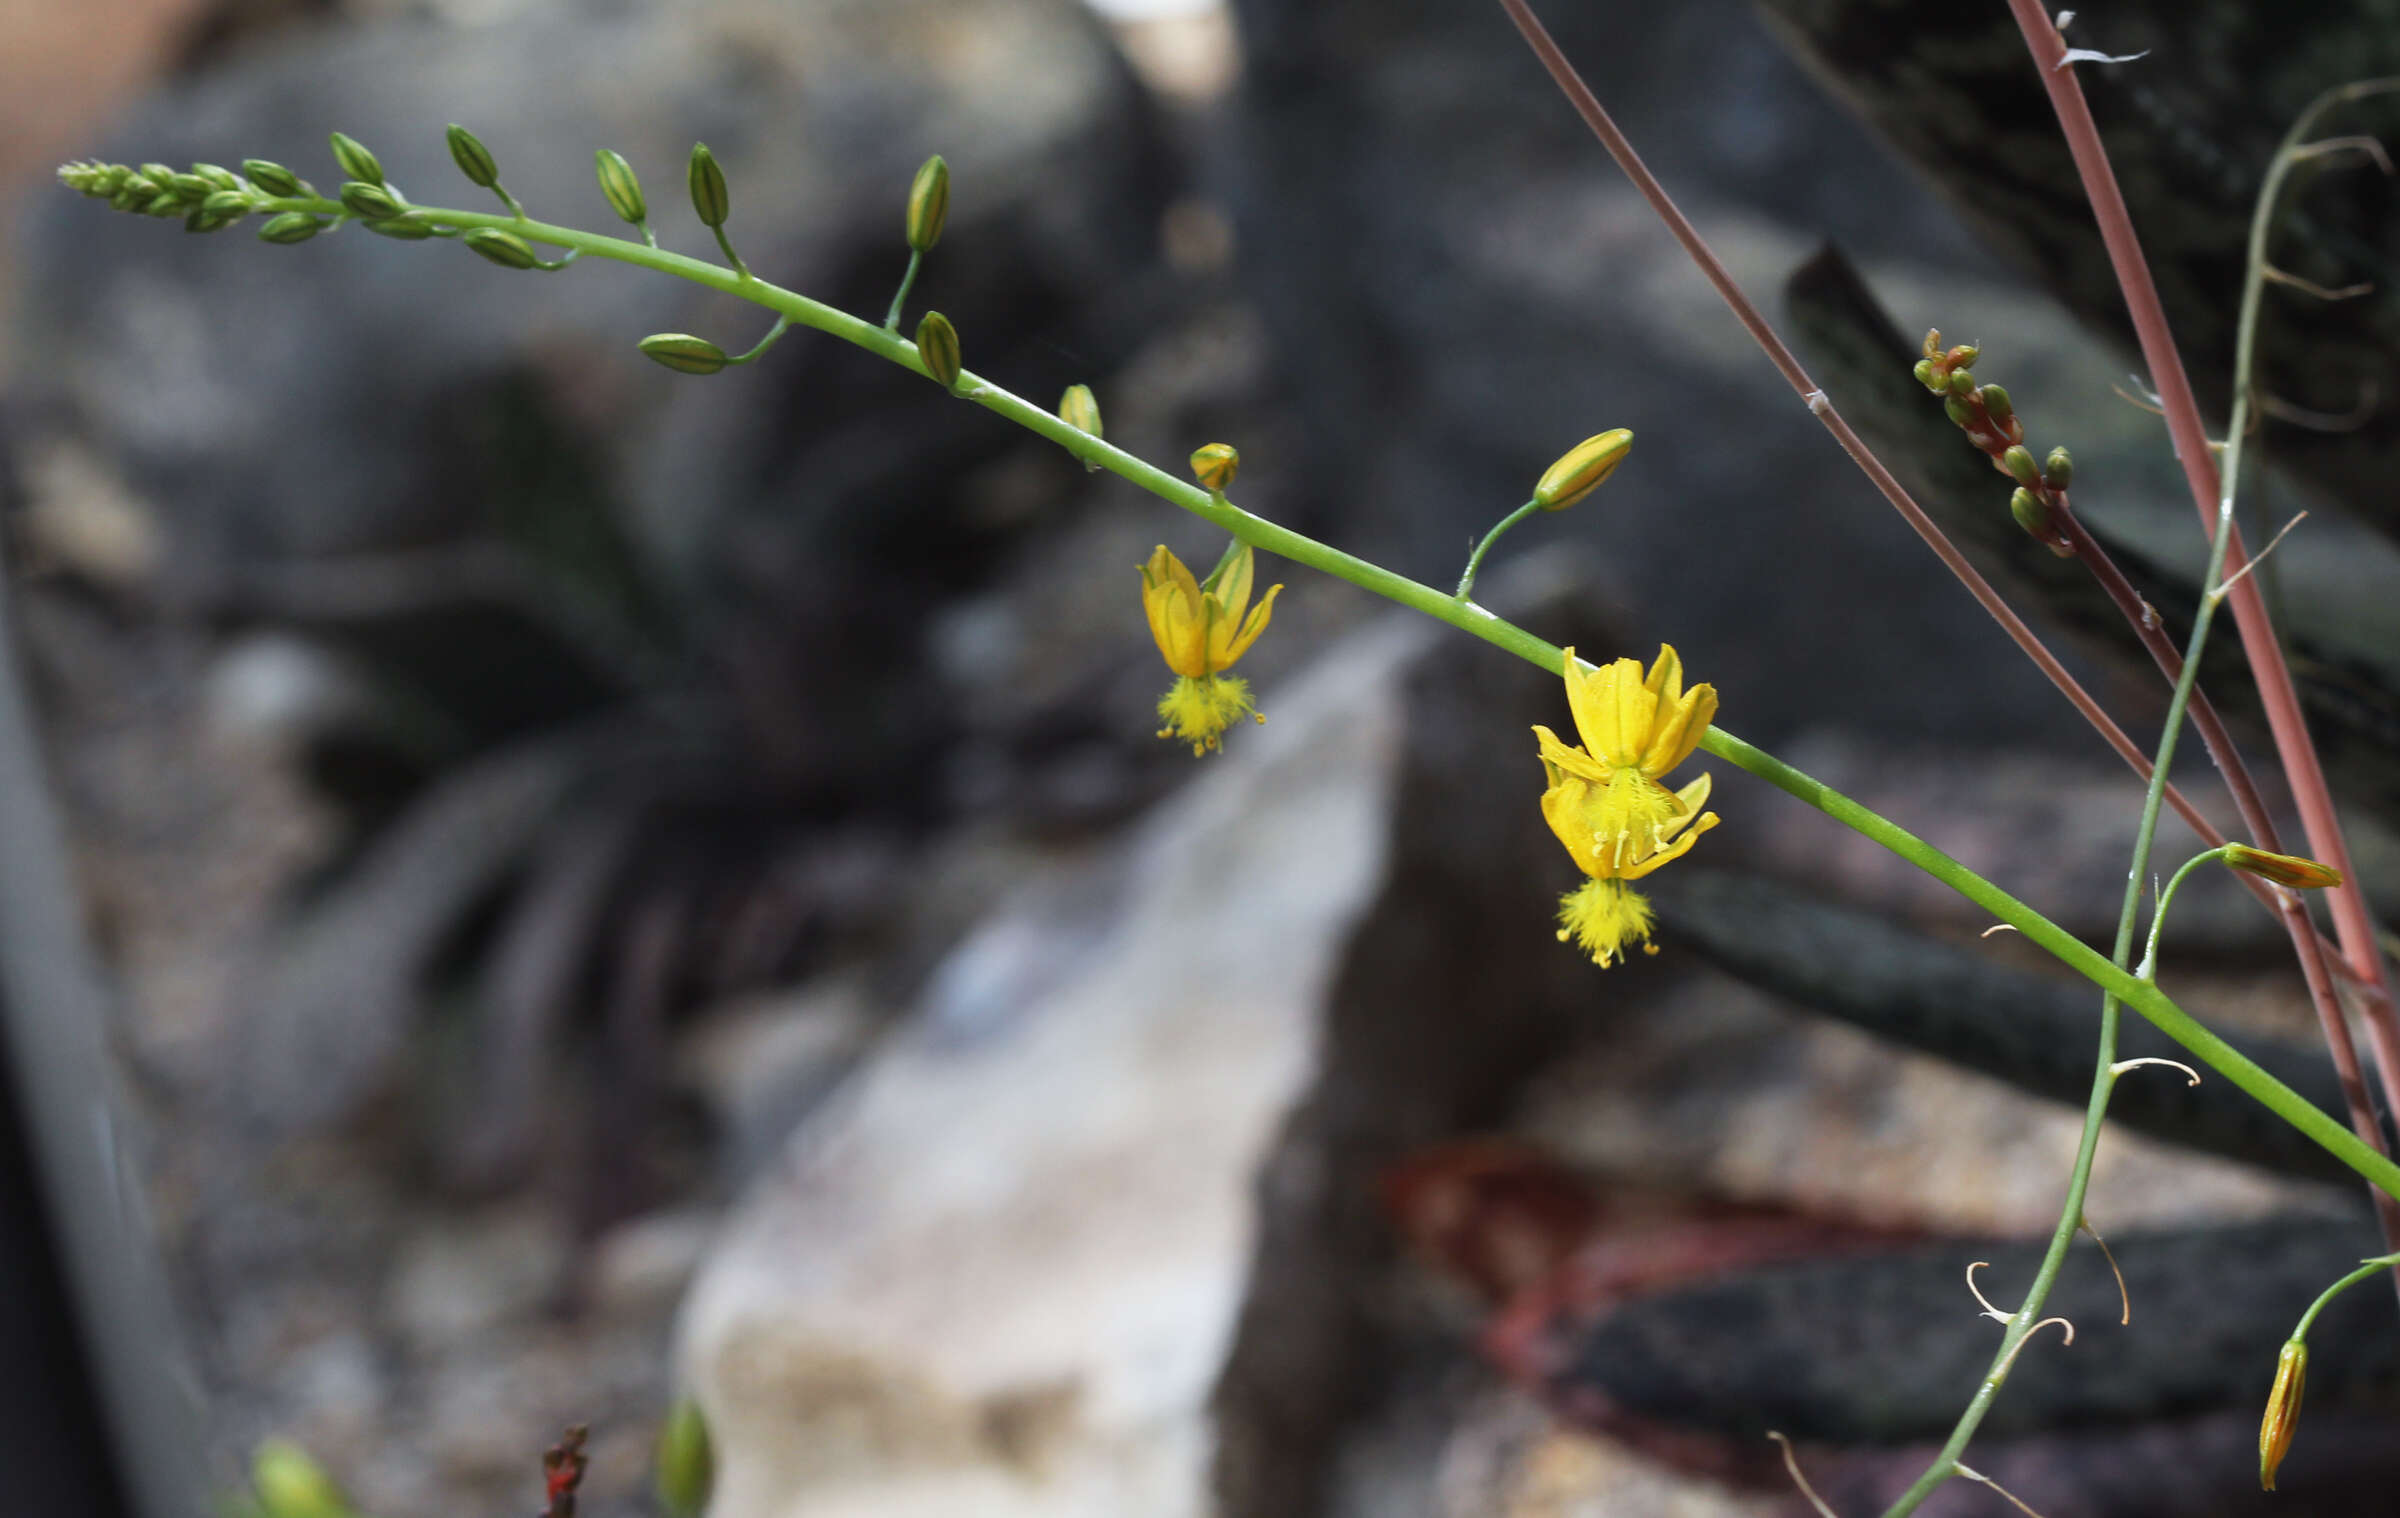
[1533,644,1719,965]
[1140,542,1282,754]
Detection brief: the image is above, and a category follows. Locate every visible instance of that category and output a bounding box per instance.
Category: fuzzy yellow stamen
[1157,674,1260,756]
[1557,879,1658,966]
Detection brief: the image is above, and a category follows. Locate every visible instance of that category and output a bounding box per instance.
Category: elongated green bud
[2001,444,2042,489]
[183,208,236,234]
[639,333,730,375]
[446,124,499,188]
[143,191,184,217]
[243,159,302,196]
[1911,357,1941,393]
[328,131,383,186]
[170,172,212,199]
[1946,367,1977,398]
[2222,844,2344,890]
[1190,442,1240,492]
[1977,383,2013,424]
[339,181,402,220]
[258,212,324,245]
[463,228,541,269]
[200,189,251,219]
[2260,1340,2306,1490]
[2010,486,2071,555]
[251,1439,349,1518]
[654,1397,715,1518]
[906,154,949,253]
[194,163,241,192]
[688,143,729,228]
[2044,446,2074,490]
[1059,384,1102,470]
[139,162,176,186]
[915,311,961,389]
[595,149,647,224]
[362,215,433,240]
[1943,394,1975,429]
[1533,428,1634,510]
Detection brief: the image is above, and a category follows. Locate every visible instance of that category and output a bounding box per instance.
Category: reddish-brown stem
[1490,0,2230,860]
[2005,0,2400,1244]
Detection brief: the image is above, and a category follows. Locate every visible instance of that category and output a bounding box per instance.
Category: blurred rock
[386,1207,568,1352]
[677,612,1432,1518]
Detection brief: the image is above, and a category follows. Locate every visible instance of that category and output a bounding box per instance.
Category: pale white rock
[678,619,1430,1518]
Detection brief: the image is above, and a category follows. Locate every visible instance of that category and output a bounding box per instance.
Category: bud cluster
[1914,329,2075,557]
[56,157,283,234]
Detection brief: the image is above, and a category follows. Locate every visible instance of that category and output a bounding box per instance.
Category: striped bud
[1189,442,1240,492]
[199,190,251,219]
[1533,428,1634,511]
[1944,394,1976,429]
[2223,845,2343,890]
[1945,342,1980,368]
[1947,367,1977,398]
[595,149,647,225]
[1059,384,1103,470]
[447,124,500,189]
[463,228,541,269]
[139,162,176,186]
[194,163,241,192]
[688,143,729,228]
[654,1397,715,1518]
[170,172,212,199]
[258,213,324,245]
[906,154,949,253]
[328,131,384,186]
[2044,446,2074,490]
[1977,384,2013,424]
[339,181,403,220]
[915,311,961,389]
[183,208,235,234]
[2259,1340,2306,1490]
[2010,487,2070,555]
[638,334,730,375]
[362,215,433,240]
[243,159,303,196]
[143,191,184,217]
[2001,445,2043,489]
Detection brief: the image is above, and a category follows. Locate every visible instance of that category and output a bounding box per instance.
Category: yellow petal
[1539,777,1605,879]
[1645,644,1684,707]
[1532,724,1610,784]
[1564,650,1647,765]
[1617,811,1716,879]
[1141,546,1211,677]
[1211,543,1255,630]
[1656,772,1713,842]
[1217,582,1282,669]
[1639,682,1718,777]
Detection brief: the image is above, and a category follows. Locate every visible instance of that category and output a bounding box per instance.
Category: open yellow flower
[1141,542,1282,754]
[1533,644,1719,965]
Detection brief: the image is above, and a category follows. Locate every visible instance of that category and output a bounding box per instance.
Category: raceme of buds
[244,159,303,196]
[906,154,949,253]
[1533,428,1634,511]
[2011,488,2072,556]
[328,131,383,186]
[2001,445,2042,489]
[464,228,541,270]
[2222,844,2344,890]
[915,311,962,388]
[258,212,324,245]
[639,334,730,375]
[1190,442,1240,492]
[596,149,647,224]
[2259,1339,2306,1490]
[2044,446,2074,490]
[688,143,730,228]
[447,124,499,189]
[339,180,403,220]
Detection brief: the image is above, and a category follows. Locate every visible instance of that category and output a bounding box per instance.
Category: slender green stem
[244,190,2400,1205]
[711,224,749,280]
[492,182,528,221]
[884,248,923,331]
[728,314,792,365]
[2140,848,2232,980]
[2293,1253,2400,1342]
[1455,497,1542,600]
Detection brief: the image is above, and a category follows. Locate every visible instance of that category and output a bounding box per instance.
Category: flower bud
[1190,442,1240,492]
[1911,357,1942,392]
[654,1397,715,1518]
[1059,384,1102,469]
[328,131,384,186]
[1533,428,1634,510]
[251,1439,348,1518]
[906,154,949,253]
[638,333,730,375]
[183,208,235,234]
[688,143,729,228]
[1946,342,1980,368]
[2001,444,2043,489]
[447,124,499,189]
[2011,487,2071,555]
[193,163,241,192]
[139,162,176,187]
[200,190,251,219]
[258,212,324,245]
[2044,446,2074,490]
[463,228,541,269]
[1947,367,1978,398]
[1976,383,2013,424]
[143,190,184,217]
[1921,328,1943,360]
[2259,1339,2306,1491]
[243,159,303,196]
[1943,394,1976,429]
[595,149,647,225]
[362,214,434,240]
[170,172,212,199]
[339,180,403,220]
[2223,844,2344,890]
[914,311,962,388]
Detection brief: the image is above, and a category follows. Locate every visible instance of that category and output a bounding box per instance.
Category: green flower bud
[328,131,383,186]
[183,208,235,234]
[169,172,212,199]
[362,214,434,240]
[243,159,303,196]
[638,333,730,375]
[1911,357,1941,393]
[446,124,499,189]
[250,1439,349,1518]
[258,213,324,245]
[193,163,241,192]
[144,190,185,217]
[110,186,145,212]
[2223,844,2344,890]
[2260,1339,2306,1491]
[906,154,949,253]
[654,1397,715,1518]
[1943,394,1975,429]
[1946,342,1980,368]
[688,143,729,228]
[1947,367,1977,398]
[1189,442,1240,492]
[595,149,647,225]
[914,311,961,389]
[139,162,176,186]
[339,181,403,220]
[2001,444,2042,489]
[2010,486,2070,555]
[200,189,251,219]
[2044,446,2074,491]
[1533,427,1634,511]
[1976,383,2013,424]
[1059,384,1102,470]
[463,228,541,269]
